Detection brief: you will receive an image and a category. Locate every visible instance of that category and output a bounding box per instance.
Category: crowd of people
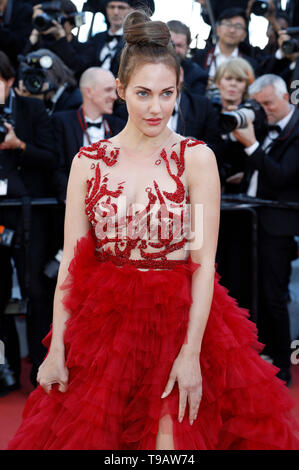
[0,0,298,398]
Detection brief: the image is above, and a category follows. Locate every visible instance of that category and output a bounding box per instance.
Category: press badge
[0,179,8,195]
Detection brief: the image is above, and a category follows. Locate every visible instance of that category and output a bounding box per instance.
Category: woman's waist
[94,247,189,271]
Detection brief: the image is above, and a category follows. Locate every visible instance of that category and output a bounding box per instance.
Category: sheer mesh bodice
[78,137,204,269]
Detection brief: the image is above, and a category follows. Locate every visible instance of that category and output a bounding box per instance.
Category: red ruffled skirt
[7,231,299,450]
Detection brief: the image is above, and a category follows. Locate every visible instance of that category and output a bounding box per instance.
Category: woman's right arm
[37,153,91,394]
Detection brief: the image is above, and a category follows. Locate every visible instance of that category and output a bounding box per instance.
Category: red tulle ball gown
[7,138,299,450]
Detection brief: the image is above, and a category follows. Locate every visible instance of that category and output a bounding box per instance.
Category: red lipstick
[145,118,162,126]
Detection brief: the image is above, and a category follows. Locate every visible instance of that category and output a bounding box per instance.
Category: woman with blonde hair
[213,57,263,192]
[215,56,255,109]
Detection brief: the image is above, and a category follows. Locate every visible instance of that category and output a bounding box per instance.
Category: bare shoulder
[68,151,92,187]
[72,150,90,169]
[184,141,218,183]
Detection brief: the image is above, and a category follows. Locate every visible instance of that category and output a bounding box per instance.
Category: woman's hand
[161,348,202,425]
[37,351,69,395]
[0,123,21,150]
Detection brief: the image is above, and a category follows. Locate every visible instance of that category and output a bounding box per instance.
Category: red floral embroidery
[80,138,204,268]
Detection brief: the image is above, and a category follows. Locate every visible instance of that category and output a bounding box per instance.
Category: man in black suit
[191,8,258,89]
[51,67,126,203]
[0,51,56,394]
[167,20,208,96]
[90,0,133,77]
[23,0,95,80]
[233,73,299,386]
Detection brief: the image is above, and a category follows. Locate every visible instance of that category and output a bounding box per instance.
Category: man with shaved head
[51,67,126,202]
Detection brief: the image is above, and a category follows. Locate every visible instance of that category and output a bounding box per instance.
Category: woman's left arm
[161,144,221,425]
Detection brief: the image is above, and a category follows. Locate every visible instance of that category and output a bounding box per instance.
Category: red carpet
[1,358,299,450]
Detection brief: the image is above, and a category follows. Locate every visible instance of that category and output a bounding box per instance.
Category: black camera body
[32,1,62,32]
[281,27,299,55]
[0,109,15,144]
[218,99,267,134]
[32,1,86,32]
[18,53,56,95]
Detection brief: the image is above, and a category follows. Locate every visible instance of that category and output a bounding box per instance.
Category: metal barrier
[221,195,299,321]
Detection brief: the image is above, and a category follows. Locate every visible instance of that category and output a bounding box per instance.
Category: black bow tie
[107,34,122,43]
[268,124,281,133]
[86,121,102,129]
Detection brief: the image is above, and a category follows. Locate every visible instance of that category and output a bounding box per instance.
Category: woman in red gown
[7,10,299,450]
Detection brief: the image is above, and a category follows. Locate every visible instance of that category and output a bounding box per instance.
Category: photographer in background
[17,49,82,115]
[23,0,95,79]
[271,26,299,85]
[212,57,265,318]
[0,51,56,394]
[213,57,265,193]
[233,74,299,386]
[246,0,299,86]
[191,8,258,92]
[0,0,33,67]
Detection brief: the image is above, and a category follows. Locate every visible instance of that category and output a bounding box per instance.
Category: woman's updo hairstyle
[118,10,181,90]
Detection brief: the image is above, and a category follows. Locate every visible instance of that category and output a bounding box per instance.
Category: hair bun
[124,11,171,47]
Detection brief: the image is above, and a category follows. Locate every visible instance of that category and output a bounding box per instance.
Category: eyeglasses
[107,4,130,10]
[220,21,246,32]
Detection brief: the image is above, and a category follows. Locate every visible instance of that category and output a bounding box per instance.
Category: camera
[0,108,15,144]
[18,53,56,95]
[251,0,269,16]
[206,85,222,108]
[218,99,266,133]
[281,27,299,55]
[32,1,86,32]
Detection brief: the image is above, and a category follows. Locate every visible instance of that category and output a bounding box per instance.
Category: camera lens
[251,0,269,16]
[33,13,54,32]
[23,70,45,94]
[281,38,299,55]
[218,113,240,133]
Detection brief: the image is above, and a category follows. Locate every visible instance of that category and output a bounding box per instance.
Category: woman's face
[218,71,247,106]
[117,62,178,137]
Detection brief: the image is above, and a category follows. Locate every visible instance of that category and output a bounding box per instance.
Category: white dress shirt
[83,116,105,146]
[209,44,239,80]
[167,97,180,131]
[245,104,296,197]
[99,27,123,71]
